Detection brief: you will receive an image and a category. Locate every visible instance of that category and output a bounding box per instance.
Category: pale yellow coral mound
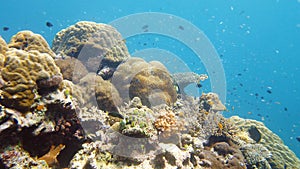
[8,31,56,58]
[112,57,177,108]
[229,116,300,169]
[52,21,130,72]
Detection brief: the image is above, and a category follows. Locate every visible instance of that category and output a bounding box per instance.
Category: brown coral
[112,57,177,108]
[52,21,130,73]
[78,73,122,112]
[7,31,56,58]
[0,44,62,111]
[55,56,88,84]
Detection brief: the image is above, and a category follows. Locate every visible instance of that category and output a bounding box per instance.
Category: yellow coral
[52,21,130,72]
[8,31,56,58]
[0,32,63,112]
[112,57,177,108]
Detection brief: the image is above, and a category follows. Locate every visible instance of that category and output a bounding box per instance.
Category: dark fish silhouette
[3,27,9,31]
[46,21,53,27]
[296,136,300,142]
[248,126,261,143]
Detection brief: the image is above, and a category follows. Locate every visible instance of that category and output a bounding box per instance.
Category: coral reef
[51,21,130,76]
[1,24,300,169]
[230,116,300,169]
[112,57,177,108]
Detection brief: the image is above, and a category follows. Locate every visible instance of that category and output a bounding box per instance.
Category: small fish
[142,25,149,29]
[178,25,184,30]
[284,107,288,111]
[267,90,272,94]
[296,136,300,142]
[3,27,9,31]
[46,21,53,27]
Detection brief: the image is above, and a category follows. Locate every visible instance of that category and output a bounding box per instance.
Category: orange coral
[38,144,65,167]
[154,110,180,132]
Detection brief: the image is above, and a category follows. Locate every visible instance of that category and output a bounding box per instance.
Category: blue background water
[1,0,300,158]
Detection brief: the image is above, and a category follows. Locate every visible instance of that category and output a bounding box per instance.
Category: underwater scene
[0,0,300,168]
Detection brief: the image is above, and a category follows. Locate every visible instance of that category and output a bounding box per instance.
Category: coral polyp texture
[8,31,56,58]
[112,57,177,108]
[51,21,130,74]
[0,32,63,112]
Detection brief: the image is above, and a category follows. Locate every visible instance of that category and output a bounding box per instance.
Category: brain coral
[7,31,56,58]
[112,57,177,108]
[51,21,130,73]
[78,73,122,112]
[0,32,63,112]
[229,116,300,169]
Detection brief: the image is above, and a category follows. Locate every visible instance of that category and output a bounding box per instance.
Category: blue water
[1,0,300,158]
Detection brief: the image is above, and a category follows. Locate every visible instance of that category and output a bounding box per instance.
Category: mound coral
[0,48,62,111]
[78,73,122,112]
[112,57,177,108]
[8,31,56,58]
[230,116,300,169]
[55,56,88,84]
[51,21,130,75]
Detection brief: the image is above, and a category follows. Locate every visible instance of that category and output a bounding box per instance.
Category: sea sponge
[0,48,62,112]
[229,116,300,169]
[55,56,88,84]
[78,73,122,112]
[52,21,130,73]
[112,57,177,108]
[7,31,56,58]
